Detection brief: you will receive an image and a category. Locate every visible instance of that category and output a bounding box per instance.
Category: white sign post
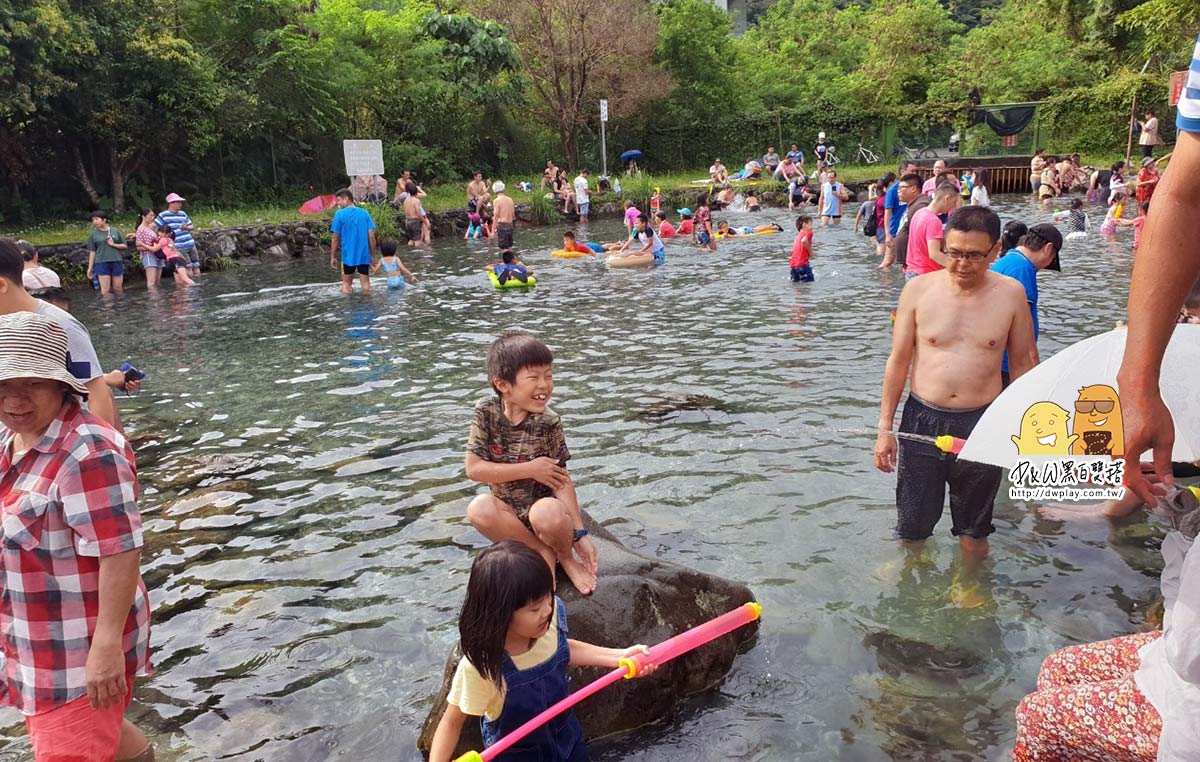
[343,139,385,178]
[599,99,609,179]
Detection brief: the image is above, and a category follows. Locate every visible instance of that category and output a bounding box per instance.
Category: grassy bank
[2,154,1125,246]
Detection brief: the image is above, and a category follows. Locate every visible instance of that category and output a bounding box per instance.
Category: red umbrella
[298,194,337,215]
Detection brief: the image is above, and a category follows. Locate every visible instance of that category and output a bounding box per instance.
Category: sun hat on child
[0,313,89,397]
[165,192,186,203]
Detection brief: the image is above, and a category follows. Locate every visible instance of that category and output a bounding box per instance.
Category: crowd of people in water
[2,52,1199,761]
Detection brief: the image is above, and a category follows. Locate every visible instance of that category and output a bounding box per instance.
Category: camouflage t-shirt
[466,396,571,519]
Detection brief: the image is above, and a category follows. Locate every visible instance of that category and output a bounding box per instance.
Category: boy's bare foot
[559,556,596,596]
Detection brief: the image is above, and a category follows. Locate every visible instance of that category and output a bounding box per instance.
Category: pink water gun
[935,435,965,455]
[454,602,762,762]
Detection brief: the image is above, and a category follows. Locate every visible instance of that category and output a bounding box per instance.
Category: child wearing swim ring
[371,239,417,288]
[1052,198,1090,241]
[486,250,532,285]
[716,220,784,237]
[560,231,593,255]
[613,214,667,263]
[428,541,654,762]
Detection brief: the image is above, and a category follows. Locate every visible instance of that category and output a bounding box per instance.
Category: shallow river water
[1,197,1163,761]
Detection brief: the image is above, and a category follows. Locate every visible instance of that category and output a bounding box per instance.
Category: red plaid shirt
[0,401,152,715]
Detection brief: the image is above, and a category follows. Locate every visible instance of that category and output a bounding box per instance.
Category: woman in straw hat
[0,312,154,761]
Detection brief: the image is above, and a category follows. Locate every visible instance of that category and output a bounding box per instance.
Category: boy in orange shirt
[790,216,814,282]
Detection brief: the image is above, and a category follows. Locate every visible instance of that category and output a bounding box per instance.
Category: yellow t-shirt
[448,606,560,721]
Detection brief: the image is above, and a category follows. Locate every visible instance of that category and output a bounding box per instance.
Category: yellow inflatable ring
[606,253,656,268]
[488,271,536,289]
[551,249,592,258]
[715,229,782,240]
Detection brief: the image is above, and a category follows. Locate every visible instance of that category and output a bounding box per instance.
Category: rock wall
[35,221,328,271]
[33,182,854,279]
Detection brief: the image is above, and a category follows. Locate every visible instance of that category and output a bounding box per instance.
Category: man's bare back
[403,194,423,221]
[493,194,515,224]
[907,270,1032,409]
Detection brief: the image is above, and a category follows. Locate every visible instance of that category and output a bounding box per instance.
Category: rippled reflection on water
[0,197,1161,761]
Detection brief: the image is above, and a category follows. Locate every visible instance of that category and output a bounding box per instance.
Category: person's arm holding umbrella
[1117,126,1200,504]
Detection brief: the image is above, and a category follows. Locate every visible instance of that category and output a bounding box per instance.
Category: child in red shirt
[678,211,694,236]
[655,211,676,238]
[790,216,814,282]
[560,231,593,254]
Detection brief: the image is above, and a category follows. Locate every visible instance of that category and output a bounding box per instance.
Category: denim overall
[481,598,586,762]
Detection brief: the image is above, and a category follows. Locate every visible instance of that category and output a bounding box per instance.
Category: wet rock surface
[416,512,759,758]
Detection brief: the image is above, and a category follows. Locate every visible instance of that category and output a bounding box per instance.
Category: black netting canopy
[967,105,1038,137]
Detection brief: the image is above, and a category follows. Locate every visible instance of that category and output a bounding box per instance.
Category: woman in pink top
[134,208,164,289]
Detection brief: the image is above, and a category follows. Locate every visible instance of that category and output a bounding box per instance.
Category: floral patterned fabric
[1013,631,1162,761]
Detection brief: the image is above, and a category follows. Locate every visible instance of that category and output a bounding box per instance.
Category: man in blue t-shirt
[990,223,1061,385]
[155,192,200,277]
[330,188,377,294]
[884,161,919,245]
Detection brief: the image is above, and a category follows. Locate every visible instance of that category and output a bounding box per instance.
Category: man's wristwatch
[573,528,589,543]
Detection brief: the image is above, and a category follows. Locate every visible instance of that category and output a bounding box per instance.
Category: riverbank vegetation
[2,0,1194,234]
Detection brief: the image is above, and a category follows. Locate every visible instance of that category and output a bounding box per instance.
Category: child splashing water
[428,542,654,762]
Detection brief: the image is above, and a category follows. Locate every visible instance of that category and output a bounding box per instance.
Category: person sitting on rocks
[709,159,728,185]
[427,542,653,762]
[464,332,598,595]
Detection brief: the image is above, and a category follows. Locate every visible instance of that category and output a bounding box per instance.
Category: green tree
[846,0,963,112]
[655,0,745,125]
[40,0,222,211]
[928,0,1105,102]
[1117,0,1200,67]
[477,0,662,168]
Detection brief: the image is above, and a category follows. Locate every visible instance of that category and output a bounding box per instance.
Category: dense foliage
[1,0,1196,221]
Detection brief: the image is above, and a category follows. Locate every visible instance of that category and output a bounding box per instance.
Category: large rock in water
[416,513,759,758]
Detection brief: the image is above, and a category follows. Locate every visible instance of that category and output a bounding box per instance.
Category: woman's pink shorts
[25,691,132,762]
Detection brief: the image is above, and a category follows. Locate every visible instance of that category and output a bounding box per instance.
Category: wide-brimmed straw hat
[0,313,89,397]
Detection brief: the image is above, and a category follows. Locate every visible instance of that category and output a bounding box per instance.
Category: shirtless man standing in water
[874,206,1036,556]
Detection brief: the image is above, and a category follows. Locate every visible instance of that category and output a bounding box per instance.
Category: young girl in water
[1100,191,1128,241]
[158,226,196,286]
[466,213,484,240]
[370,239,417,289]
[428,542,653,762]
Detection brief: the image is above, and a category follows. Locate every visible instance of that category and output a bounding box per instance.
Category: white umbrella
[956,324,1200,468]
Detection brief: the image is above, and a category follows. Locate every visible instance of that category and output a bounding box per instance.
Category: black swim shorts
[895,393,1001,540]
[405,218,423,242]
[342,263,370,276]
[495,222,514,250]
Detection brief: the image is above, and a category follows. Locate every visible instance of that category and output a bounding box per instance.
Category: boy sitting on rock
[465,332,598,594]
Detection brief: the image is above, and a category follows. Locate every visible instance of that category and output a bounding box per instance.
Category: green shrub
[1040,71,1169,155]
[527,194,560,226]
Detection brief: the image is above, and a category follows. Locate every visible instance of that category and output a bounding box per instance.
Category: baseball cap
[1026,223,1062,271]
[165,192,186,203]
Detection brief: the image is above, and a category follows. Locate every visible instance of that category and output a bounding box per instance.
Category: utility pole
[600,99,609,179]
